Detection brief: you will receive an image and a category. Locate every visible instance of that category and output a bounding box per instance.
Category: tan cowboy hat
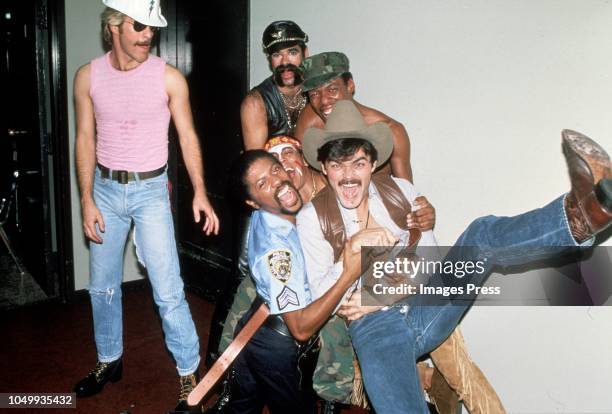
[302,100,393,171]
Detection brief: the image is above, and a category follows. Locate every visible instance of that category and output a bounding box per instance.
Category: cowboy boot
[430,329,506,414]
[562,129,612,242]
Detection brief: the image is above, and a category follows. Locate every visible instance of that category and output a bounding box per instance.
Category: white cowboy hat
[103,0,167,27]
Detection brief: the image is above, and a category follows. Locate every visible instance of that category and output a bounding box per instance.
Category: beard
[273,64,304,87]
[274,180,302,215]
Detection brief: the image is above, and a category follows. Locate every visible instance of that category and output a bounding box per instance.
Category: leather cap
[262,20,308,54]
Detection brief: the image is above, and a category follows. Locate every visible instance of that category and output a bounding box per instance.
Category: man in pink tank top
[73,1,218,412]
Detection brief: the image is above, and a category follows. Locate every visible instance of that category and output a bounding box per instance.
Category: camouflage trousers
[218,276,258,354]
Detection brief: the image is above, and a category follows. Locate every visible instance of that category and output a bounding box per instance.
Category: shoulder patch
[277,285,300,311]
[267,249,292,283]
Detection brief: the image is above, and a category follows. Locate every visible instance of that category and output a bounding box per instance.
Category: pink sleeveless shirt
[90,52,171,171]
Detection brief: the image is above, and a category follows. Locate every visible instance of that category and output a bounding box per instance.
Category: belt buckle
[117,170,128,184]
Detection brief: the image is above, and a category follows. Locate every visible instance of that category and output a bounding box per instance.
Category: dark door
[0,0,71,299]
[160,0,249,298]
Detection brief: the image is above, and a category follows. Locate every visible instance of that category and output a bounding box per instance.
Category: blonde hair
[101,7,124,45]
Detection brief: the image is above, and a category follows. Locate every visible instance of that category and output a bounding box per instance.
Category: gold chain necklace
[310,172,317,200]
[279,89,307,132]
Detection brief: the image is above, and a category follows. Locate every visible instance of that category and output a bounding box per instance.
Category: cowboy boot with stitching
[562,129,612,242]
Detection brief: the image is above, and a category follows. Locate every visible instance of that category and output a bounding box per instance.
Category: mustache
[339,179,361,187]
[273,64,304,86]
[274,180,296,199]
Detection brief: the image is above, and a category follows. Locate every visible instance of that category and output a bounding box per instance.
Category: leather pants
[429,328,506,414]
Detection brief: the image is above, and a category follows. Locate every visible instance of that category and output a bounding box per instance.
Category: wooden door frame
[34,0,74,301]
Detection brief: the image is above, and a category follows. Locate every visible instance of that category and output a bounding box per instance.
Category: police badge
[267,249,292,283]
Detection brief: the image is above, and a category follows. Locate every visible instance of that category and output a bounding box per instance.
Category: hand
[348,227,398,253]
[193,192,220,236]
[406,196,435,231]
[337,288,383,321]
[81,198,105,243]
[342,240,362,283]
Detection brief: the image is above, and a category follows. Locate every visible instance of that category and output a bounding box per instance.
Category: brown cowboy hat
[302,100,393,171]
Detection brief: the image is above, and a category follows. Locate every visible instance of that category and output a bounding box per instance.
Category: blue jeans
[349,195,587,413]
[88,168,200,376]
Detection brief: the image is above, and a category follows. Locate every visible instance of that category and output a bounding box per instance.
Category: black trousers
[228,319,316,414]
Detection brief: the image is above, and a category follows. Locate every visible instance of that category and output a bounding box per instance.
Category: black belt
[264,314,292,338]
[98,163,166,184]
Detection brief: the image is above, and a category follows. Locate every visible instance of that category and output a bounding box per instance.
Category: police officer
[207,20,309,367]
[224,150,367,414]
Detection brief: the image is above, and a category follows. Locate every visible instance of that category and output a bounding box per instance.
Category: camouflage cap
[301,52,350,92]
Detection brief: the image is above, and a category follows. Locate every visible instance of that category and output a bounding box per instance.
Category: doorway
[0,0,71,308]
[160,0,249,298]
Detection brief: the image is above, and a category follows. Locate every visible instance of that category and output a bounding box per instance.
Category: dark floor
[0,282,367,414]
[0,251,47,310]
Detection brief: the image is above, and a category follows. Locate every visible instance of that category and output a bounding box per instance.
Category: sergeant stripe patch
[277,285,300,310]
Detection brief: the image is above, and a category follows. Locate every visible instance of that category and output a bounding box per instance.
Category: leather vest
[253,77,291,136]
[311,174,421,263]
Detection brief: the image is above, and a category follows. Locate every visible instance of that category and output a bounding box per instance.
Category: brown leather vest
[311,174,421,262]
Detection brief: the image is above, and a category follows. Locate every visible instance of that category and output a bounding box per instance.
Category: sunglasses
[124,20,159,33]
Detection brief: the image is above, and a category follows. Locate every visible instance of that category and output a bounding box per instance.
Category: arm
[358,103,412,181]
[389,120,413,182]
[166,65,219,235]
[74,64,104,243]
[394,177,437,233]
[282,240,363,342]
[337,288,383,321]
[240,91,269,150]
[285,226,398,341]
[387,122,435,229]
[407,196,436,231]
[297,204,402,299]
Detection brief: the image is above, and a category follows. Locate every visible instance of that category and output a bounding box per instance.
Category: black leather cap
[262,20,308,54]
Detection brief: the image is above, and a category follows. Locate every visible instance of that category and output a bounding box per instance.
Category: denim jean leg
[89,172,132,362]
[349,309,430,414]
[417,195,582,346]
[456,195,581,267]
[398,195,586,406]
[129,173,200,375]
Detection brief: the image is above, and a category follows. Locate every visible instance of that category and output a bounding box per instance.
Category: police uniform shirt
[247,210,312,315]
